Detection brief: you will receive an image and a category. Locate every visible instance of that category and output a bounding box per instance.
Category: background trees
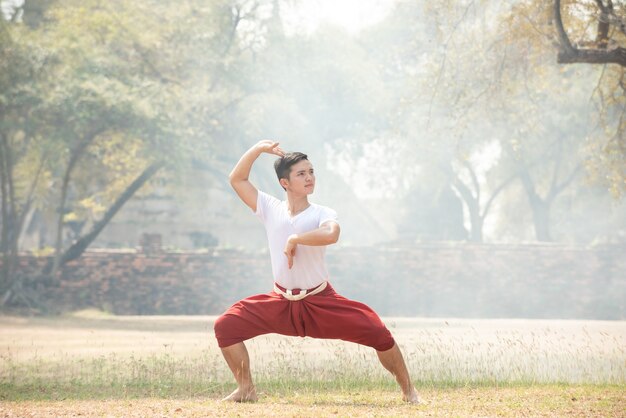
[505,0,625,197]
[1,0,624,309]
[0,0,257,305]
[343,0,625,243]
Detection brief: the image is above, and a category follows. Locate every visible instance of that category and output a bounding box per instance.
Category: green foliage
[0,0,252,233]
[0,0,265,302]
[1,0,624,261]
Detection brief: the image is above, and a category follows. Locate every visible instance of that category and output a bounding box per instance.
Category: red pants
[214,282,395,351]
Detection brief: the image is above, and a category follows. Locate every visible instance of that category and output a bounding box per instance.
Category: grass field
[1,311,625,417]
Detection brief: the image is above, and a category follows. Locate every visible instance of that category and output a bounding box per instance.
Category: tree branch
[595,0,610,48]
[554,0,575,53]
[426,0,475,130]
[550,164,582,201]
[482,172,518,219]
[105,6,181,85]
[223,4,243,56]
[557,46,626,66]
[555,0,626,66]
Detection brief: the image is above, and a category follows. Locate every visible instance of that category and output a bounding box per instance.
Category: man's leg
[220,342,258,402]
[298,285,422,403]
[376,343,421,404]
[214,293,300,402]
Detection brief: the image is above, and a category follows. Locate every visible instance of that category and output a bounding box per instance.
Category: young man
[214,140,420,403]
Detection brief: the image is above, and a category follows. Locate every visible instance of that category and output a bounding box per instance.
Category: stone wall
[8,242,626,319]
[328,244,625,319]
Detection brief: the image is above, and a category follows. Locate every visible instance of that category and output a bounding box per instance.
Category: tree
[364,1,521,242]
[505,0,625,197]
[375,0,621,242]
[0,0,258,309]
[0,16,52,304]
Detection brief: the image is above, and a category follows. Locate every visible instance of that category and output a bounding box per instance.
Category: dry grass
[1,386,624,417]
[0,312,625,416]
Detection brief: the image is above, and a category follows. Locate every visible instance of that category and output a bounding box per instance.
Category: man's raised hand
[229,140,285,212]
[257,140,285,157]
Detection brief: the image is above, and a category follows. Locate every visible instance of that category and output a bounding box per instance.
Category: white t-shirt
[255,190,339,290]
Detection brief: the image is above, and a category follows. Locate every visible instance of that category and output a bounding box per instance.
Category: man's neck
[285,193,310,216]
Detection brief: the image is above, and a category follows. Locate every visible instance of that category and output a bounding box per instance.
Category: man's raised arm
[229,140,285,212]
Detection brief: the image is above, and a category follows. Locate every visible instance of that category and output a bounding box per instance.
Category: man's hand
[282,223,340,269]
[229,140,286,212]
[256,140,285,157]
[284,235,298,269]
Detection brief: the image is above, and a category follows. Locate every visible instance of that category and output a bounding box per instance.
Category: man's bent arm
[284,222,339,269]
[229,140,284,211]
[288,221,340,246]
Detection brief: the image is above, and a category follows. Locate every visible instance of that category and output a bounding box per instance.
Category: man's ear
[279,178,289,189]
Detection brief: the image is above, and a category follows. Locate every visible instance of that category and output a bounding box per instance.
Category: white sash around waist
[273,281,327,301]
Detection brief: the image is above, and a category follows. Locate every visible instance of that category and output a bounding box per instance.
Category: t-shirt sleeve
[255,190,280,223]
[318,206,339,228]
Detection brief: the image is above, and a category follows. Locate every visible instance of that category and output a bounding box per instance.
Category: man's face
[282,159,315,195]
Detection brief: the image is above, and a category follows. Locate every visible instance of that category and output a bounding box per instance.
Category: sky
[0,0,23,20]
[281,0,397,35]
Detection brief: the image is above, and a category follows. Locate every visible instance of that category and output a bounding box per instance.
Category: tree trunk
[0,134,23,305]
[57,160,165,266]
[50,134,100,277]
[451,176,484,243]
[0,138,48,305]
[50,161,72,277]
[15,153,46,250]
[518,168,554,242]
[0,136,10,291]
[469,212,484,242]
[529,198,552,242]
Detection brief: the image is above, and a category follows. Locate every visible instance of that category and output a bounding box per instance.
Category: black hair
[274,152,308,189]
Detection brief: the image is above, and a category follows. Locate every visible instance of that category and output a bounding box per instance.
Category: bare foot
[221,387,258,403]
[403,388,424,404]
